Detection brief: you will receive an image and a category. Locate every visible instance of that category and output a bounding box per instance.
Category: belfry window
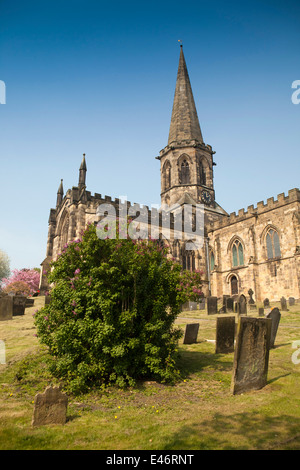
[210,251,215,271]
[198,161,206,185]
[180,160,190,184]
[163,161,171,190]
[232,239,244,267]
[266,228,281,259]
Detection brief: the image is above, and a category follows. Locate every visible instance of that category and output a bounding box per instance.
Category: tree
[2,268,40,294]
[0,250,10,287]
[34,223,202,394]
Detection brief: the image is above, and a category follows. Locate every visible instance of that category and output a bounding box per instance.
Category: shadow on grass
[176,348,233,379]
[161,411,300,450]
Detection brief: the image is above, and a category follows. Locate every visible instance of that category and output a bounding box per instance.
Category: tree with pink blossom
[2,268,40,294]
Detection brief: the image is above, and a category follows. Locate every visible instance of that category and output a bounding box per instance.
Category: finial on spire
[178,39,183,47]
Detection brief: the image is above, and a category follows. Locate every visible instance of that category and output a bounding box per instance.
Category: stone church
[40,46,300,302]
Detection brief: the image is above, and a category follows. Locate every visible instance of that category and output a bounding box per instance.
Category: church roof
[168,46,203,145]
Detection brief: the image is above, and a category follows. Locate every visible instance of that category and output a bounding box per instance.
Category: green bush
[35,223,202,394]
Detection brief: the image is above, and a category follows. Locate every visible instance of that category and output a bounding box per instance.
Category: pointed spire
[168,46,203,145]
[56,179,64,208]
[78,153,87,190]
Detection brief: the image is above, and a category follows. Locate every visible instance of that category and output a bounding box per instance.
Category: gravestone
[231,317,272,395]
[26,298,35,307]
[248,288,255,304]
[226,297,234,312]
[263,298,270,308]
[32,386,68,426]
[13,295,26,316]
[215,316,235,354]
[0,296,13,321]
[289,297,295,306]
[280,297,288,311]
[237,295,247,315]
[183,323,199,344]
[266,307,281,348]
[207,296,218,315]
[258,307,264,317]
[198,299,205,310]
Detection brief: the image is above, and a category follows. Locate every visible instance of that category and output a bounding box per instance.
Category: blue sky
[0,0,299,271]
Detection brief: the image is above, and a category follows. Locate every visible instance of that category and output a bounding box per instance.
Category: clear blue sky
[0,0,299,271]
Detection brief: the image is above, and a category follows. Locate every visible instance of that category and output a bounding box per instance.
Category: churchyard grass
[0,297,300,450]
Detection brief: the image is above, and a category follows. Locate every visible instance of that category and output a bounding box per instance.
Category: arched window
[230,275,238,295]
[266,228,281,259]
[232,239,244,267]
[163,161,171,191]
[198,161,206,185]
[180,160,190,184]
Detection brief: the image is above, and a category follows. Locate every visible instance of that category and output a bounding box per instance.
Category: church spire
[78,153,87,190]
[168,46,203,145]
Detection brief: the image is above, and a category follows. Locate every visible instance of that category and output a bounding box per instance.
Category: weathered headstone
[183,323,199,344]
[248,288,255,304]
[226,297,234,312]
[263,298,270,308]
[258,307,264,317]
[26,298,35,307]
[280,297,288,311]
[13,295,26,316]
[289,297,295,306]
[215,316,235,354]
[266,307,281,348]
[207,296,218,315]
[237,294,247,315]
[0,296,13,321]
[32,386,68,426]
[231,317,272,395]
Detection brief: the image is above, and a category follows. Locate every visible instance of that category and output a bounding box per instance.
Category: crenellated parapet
[208,188,300,232]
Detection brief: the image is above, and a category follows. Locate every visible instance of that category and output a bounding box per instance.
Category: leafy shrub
[34,223,200,394]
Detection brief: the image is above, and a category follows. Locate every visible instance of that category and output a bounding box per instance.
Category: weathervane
[178,39,183,47]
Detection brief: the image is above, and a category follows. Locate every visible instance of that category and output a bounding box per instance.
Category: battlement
[209,188,300,231]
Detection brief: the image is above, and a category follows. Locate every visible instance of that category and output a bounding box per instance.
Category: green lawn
[0,297,300,450]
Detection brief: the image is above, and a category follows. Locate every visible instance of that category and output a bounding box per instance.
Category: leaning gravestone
[183,323,200,344]
[32,386,68,426]
[12,295,26,316]
[266,307,281,348]
[215,316,235,354]
[231,317,272,395]
[280,297,288,311]
[207,296,218,315]
[0,296,13,321]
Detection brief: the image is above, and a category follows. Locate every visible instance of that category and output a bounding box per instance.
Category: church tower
[157,45,227,225]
